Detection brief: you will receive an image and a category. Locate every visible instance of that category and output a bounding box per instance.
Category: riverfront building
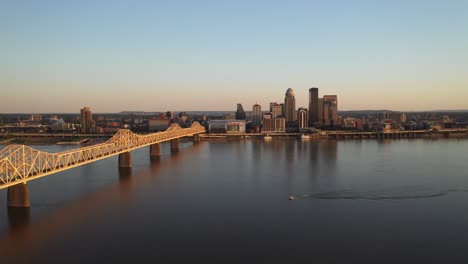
[262,117,286,132]
[208,120,246,133]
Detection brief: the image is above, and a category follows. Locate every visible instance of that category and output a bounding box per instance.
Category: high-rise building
[80,106,96,133]
[323,95,338,128]
[284,88,296,124]
[308,87,319,126]
[400,113,407,123]
[235,103,246,120]
[262,117,286,132]
[269,102,276,113]
[297,107,309,129]
[270,103,283,119]
[317,98,324,126]
[166,111,174,119]
[252,104,262,127]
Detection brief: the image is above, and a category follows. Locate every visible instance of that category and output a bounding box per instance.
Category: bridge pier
[7,183,30,207]
[171,138,179,153]
[150,143,161,161]
[119,151,132,168]
[193,134,200,143]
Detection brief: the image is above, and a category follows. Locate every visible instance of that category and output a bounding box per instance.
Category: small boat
[300,134,310,140]
[288,196,296,200]
[264,135,272,141]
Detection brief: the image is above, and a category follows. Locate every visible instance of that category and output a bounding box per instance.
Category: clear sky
[2,0,467,113]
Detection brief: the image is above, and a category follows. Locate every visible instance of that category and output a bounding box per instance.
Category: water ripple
[289,188,468,201]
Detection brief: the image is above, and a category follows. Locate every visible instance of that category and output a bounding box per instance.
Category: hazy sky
[2,0,467,113]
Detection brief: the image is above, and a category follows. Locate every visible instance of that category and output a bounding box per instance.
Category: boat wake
[289,187,468,201]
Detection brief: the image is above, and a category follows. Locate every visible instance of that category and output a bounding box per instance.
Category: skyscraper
[297,107,308,129]
[235,103,246,120]
[80,106,96,133]
[270,103,282,119]
[317,98,324,126]
[308,87,318,126]
[284,88,296,124]
[323,95,338,128]
[252,104,262,127]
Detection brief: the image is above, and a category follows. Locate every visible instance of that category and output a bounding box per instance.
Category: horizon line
[1,109,468,115]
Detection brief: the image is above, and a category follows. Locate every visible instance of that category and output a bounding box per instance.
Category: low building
[263,117,286,132]
[148,118,170,132]
[208,120,246,133]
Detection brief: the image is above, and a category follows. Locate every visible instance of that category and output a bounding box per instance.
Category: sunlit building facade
[284,88,296,124]
[80,106,96,133]
[297,107,309,129]
[323,95,338,128]
[252,104,262,127]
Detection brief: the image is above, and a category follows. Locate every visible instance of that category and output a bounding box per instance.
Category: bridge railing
[0,122,205,187]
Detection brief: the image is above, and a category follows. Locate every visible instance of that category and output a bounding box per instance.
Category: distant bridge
[0,122,205,207]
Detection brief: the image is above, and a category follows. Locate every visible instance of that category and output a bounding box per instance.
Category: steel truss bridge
[0,122,205,192]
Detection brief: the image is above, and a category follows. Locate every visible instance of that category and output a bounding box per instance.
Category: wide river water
[0,138,467,263]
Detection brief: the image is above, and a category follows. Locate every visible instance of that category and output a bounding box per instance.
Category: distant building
[166,111,174,119]
[317,98,324,126]
[379,112,392,121]
[252,104,262,127]
[235,104,246,120]
[308,87,318,126]
[297,107,308,129]
[30,114,42,122]
[80,107,96,133]
[323,95,338,128]
[269,102,277,113]
[179,112,188,122]
[222,113,234,120]
[284,88,297,124]
[400,113,407,123]
[208,120,246,133]
[148,118,170,132]
[49,118,68,132]
[270,103,283,119]
[262,117,286,132]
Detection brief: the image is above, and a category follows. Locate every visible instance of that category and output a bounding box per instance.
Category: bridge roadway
[0,122,205,207]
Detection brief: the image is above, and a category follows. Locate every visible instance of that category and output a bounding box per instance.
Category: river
[0,138,467,263]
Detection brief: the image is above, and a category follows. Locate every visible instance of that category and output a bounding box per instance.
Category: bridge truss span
[0,122,205,189]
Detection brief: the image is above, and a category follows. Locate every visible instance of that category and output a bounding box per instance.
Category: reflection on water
[8,207,30,231]
[0,139,468,263]
[291,187,468,201]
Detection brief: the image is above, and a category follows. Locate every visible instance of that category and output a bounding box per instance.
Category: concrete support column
[171,138,179,153]
[193,134,200,143]
[7,183,30,207]
[119,151,132,168]
[150,143,161,158]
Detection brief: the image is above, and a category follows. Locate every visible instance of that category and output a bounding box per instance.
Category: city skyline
[2,1,468,113]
